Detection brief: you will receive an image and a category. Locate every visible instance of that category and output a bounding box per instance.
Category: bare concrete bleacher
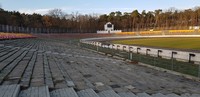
[0,38,200,97]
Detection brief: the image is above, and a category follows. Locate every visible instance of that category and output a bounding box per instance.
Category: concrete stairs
[0,84,200,97]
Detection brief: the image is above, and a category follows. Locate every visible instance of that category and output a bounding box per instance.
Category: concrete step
[98,89,121,97]
[190,94,200,97]
[181,93,190,97]
[50,88,78,97]
[0,84,20,97]
[166,93,180,97]
[77,88,99,97]
[118,92,138,97]
[137,93,151,97]
[19,86,50,97]
[0,84,199,97]
[152,93,167,97]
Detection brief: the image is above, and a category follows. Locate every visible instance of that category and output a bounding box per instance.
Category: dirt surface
[0,38,200,94]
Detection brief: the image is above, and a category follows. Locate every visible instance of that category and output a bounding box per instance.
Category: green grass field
[112,37,200,50]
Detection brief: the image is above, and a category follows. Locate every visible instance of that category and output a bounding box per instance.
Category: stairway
[0,84,200,97]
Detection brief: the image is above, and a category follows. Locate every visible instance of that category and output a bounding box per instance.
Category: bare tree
[47,9,64,19]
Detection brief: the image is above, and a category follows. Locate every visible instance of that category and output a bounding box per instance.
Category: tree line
[0,7,200,33]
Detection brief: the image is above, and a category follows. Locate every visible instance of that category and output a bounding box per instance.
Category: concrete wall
[97,30,122,34]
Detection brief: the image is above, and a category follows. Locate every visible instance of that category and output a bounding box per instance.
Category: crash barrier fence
[80,39,200,78]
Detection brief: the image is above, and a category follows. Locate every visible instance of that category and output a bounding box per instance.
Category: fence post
[198,63,200,78]
[111,44,114,55]
[78,42,80,47]
[129,46,133,60]
[96,45,99,52]
[137,48,141,61]
[171,52,177,70]
[153,56,156,66]
[171,58,174,70]
[129,52,133,60]
[69,40,71,45]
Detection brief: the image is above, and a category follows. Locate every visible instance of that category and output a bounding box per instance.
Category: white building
[97,22,122,34]
[189,26,200,30]
[104,22,114,32]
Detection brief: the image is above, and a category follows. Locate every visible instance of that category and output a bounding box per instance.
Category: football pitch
[112,37,200,50]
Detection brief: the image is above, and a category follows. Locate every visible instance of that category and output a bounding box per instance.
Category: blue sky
[1,0,200,15]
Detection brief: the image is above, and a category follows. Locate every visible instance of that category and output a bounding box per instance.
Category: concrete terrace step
[0,84,20,97]
[1,39,200,97]
[50,88,78,97]
[190,94,200,97]
[1,84,200,97]
[118,92,138,97]
[166,94,180,97]
[181,93,191,97]
[98,90,121,97]
[77,88,99,97]
[181,94,200,97]
[19,86,50,97]
[152,93,167,97]
[137,93,152,97]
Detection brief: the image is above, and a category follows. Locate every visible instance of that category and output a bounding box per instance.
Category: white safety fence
[80,35,200,64]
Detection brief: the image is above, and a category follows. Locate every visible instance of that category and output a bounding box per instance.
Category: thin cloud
[19,8,53,15]
[18,7,74,15]
[70,7,135,14]
[18,7,135,15]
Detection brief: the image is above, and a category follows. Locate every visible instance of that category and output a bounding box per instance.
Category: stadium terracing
[0,32,36,40]
[0,31,200,97]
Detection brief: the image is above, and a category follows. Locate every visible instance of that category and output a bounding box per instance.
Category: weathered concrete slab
[137,93,152,97]
[0,38,199,95]
[19,86,50,97]
[118,92,138,97]
[98,90,121,97]
[0,84,20,97]
[152,93,167,97]
[77,88,99,97]
[20,52,37,87]
[50,88,78,97]
[166,94,180,97]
